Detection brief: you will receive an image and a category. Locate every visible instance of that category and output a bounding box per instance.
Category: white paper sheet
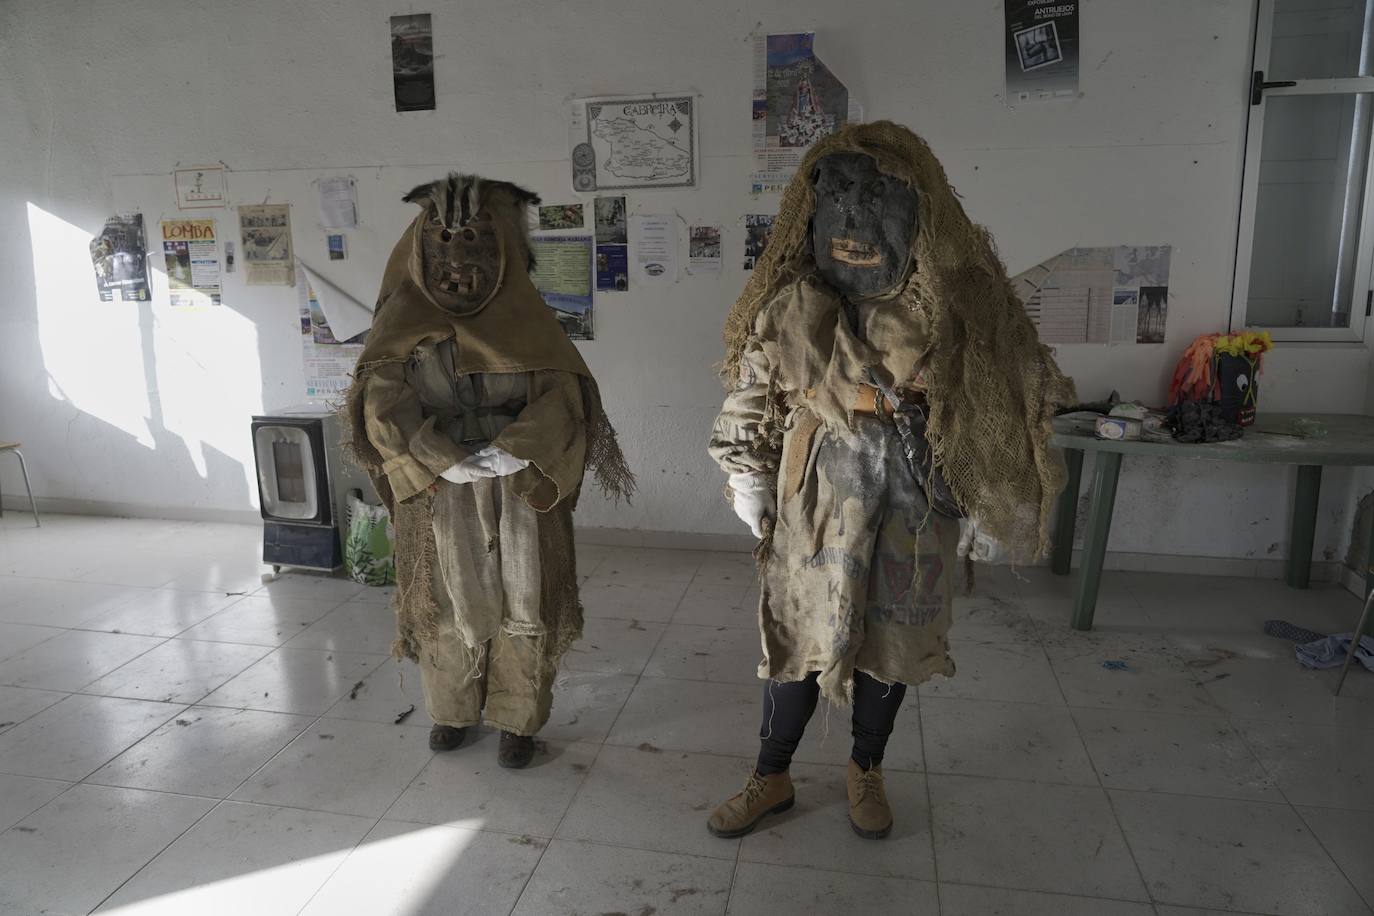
[631,214,678,284]
[298,261,373,341]
[317,176,358,229]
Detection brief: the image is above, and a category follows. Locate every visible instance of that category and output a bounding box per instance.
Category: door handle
[1251,70,1298,105]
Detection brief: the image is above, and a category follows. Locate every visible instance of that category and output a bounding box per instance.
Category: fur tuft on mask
[401,173,541,272]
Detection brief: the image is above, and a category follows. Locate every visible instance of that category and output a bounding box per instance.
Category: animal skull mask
[810,152,919,297]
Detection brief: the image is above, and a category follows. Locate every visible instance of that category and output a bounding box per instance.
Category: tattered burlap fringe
[340,360,608,666]
[720,121,1076,559]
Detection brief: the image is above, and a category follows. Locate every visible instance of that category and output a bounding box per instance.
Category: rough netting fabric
[721,122,1076,558]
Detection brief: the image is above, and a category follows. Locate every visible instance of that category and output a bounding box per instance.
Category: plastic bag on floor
[344,491,395,587]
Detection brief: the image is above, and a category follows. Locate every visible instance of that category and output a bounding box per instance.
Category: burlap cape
[722,121,1076,558]
[343,189,634,661]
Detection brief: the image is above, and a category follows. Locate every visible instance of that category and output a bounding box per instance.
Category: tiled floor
[1,513,1373,915]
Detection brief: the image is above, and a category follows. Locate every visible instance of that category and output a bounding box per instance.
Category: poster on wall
[569,94,697,191]
[317,176,358,228]
[298,271,367,401]
[631,214,678,284]
[1116,245,1171,344]
[173,165,227,210]
[160,218,222,307]
[1004,0,1080,104]
[529,233,595,339]
[689,225,722,273]
[391,13,436,112]
[743,214,775,270]
[751,32,860,194]
[1017,245,1171,345]
[238,204,295,286]
[89,214,151,302]
[594,195,629,291]
[538,203,585,230]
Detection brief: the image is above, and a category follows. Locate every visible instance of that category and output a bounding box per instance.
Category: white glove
[439,447,530,485]
[728,473,775,539]
[957,516,1005,564]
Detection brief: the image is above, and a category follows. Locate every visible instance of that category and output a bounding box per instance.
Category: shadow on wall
[9,202,259,518]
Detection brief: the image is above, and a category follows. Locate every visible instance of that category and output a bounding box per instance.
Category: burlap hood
[722,121,1076,558]
[343,181,634,513]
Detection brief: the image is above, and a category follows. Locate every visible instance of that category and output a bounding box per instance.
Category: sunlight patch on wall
[28,202,154,448]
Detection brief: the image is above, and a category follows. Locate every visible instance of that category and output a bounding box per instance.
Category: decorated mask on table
[401,174,540,316]
[810,152,919,297]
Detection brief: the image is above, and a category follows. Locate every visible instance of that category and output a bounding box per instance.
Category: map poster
[1004,0,1079,104]
[529,233,595,340]
[569,94,698,192]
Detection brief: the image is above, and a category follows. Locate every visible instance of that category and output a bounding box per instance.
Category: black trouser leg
[850,670,907,770]
[755,673,820,775]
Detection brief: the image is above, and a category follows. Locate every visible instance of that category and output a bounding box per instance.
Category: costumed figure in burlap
[705,122,1075,838]
[343,174,634,768]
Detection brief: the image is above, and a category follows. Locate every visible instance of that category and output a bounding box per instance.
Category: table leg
[1287,465,1322,590]
[1365,504,1374,639]
[1072,452,1122,632]
[1052,449,1084,576]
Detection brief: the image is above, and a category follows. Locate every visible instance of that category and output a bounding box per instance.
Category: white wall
[0,0,1367,564]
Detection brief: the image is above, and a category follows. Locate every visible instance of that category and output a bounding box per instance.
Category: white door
[1232,0,1374,341]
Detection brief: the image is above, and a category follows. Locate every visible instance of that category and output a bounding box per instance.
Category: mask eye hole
[440,229,453,242]
[462,228,478,242]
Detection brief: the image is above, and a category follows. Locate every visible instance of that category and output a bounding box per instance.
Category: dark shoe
[706,770,795,838]
[847,759,893,839]
[498,731,536,769]
[429,724,468,752]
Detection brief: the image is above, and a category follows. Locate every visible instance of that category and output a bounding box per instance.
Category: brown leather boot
[847,759,893,839]
[706,770,795,838]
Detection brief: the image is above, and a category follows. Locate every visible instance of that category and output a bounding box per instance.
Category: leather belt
[853,384,924,418]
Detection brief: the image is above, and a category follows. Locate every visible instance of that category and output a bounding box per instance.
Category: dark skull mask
[402,174,540,316]
[810,152,919,297]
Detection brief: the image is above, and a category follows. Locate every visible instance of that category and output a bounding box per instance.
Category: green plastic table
[1050,413,1374,630]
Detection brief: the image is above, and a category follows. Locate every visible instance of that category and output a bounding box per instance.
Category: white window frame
[1231,0,1374,342]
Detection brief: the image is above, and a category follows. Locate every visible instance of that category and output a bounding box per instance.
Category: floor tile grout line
[505,740,612,915]
[293,729,444,916]
[938,878,1250,911]
[1228,718,1374,913]
[87,787,231,912]
[505,542,708,913]
[915,689,943,913]
[84,652,395,915]
[1286,804,1374,915]
[1043,633,1156,905]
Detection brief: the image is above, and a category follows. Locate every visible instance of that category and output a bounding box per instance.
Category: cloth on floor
[1294,634,1374,672]
[1263,619,1328,645]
